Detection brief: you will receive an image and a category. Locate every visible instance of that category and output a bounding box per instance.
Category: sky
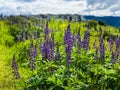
[0,0,120,16]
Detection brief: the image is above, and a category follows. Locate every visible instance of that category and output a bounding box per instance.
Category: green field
[0,16,120,90]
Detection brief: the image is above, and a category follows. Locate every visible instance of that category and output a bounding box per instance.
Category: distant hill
[1,14,120,27]
[84,15,120,27]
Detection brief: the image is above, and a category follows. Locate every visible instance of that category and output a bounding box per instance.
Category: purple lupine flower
[82,39,87,49]
[22,31,26,42]
[111,51,119,64]
[33,48,38,58]
[115,36,120,51]
[98,28,105,62]
[41,22,54,60]
[28,40,34,56]
[82,28,90,50]
[109,38,114,51]
[41,41,51,61]
[28,40,37,70]
[48,47,54,60]
[41,22,54,61]
[99,40,105,61]
[55,46,61,61]
[12,55,18,70]
[83,28,90,39]
[17,35,21,42]
[44,22,50,40]
[99,34,105,61]
[29,59,36,71]
[48,34,55,60]
[42,36,54,61]
[64,24,72,45]
[12,54,20,79]
[111,52,116,64]
[64,24,73,65]
[64,24,74,47]
[66,44,73,65]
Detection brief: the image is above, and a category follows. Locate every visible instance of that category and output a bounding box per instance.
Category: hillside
[85,15,120,27]
[0,16,120,90]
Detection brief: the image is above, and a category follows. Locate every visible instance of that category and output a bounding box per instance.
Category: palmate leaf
[89,64,106,75]
[77,70,87,79]
[48,74,63,85]
[28,75,40,85]
[47,75,56,84]
[40,60,58,70]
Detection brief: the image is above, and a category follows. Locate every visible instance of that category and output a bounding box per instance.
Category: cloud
[86,0,120,16]
[0,0,87,15]
[0,0,120,16]
[87,0,118,8]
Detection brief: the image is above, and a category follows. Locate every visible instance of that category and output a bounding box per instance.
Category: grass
[0,17,120,89]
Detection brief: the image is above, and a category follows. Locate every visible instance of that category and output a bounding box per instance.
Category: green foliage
[98,20,107,26]
[0,21,15,46]
[89,20,98,29]
[0,16,120,90]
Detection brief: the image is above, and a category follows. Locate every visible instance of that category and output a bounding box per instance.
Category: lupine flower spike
[55,45,61,61]
[28,39,37,70]
[64,24,73,66]
[12,54,20,79]
[82,27,90,50]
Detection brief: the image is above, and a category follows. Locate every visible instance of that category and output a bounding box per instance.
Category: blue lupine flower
[115,35,120,51]
[64,24,72,45]
[12,54,20,79]
[41,40,51,60]
[99,34,105,61]
[64,24,73,65]
[49,34,55,60]
[55,46,61,61]
[48,47,54,60]
[44,22,50,40]
[109,38,114,51]
[82,28,90,50]
[41,22,55,61]
[17,35,21,42]
[28,40,37,70]
[111,51,119,64]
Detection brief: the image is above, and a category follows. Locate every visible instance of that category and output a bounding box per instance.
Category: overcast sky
[0,0,120,16]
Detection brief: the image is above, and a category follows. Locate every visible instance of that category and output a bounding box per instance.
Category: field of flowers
[0,16,120,90]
